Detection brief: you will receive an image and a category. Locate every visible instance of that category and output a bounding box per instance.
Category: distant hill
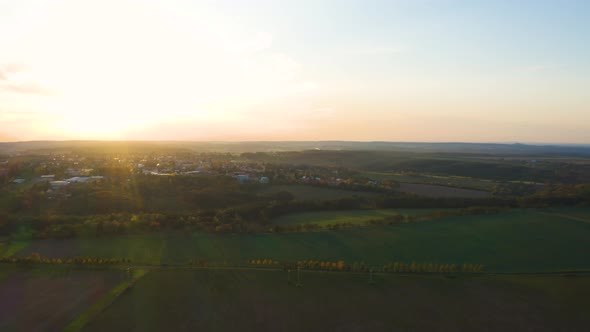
[1,140,590,156]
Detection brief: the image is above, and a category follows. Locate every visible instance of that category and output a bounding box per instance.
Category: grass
[84,269,590,332]
[63,269,148,332]
[14,235,167,264]
[0,226,32,258]
[13,209,590,272]
[0,240,30,258]
[396,182,490,198]
[359,171,498,190]
[272,208,438,226]
[542,207,590,222]
[259,184,378,201]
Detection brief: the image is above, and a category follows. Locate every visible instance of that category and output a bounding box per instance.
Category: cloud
[0,63,29,80]
[1,83,50,95]
[0,63,29,74]
[0,0,323,139]
[0,63,48,94]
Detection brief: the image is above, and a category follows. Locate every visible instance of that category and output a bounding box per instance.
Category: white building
[50,181,69,188]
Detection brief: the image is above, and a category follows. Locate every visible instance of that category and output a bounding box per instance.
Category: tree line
[248,259,485,274]
[0,252,130,265]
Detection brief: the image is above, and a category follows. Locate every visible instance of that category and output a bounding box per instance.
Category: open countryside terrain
[541,207,590,223]
[2,142,590,331]
[259,184,379,201]
[272,208,437,226]
[0,267,122,332]
[360,171,500,190]
[84,269,590,332]
[260,181,492,201]
[12,209,590,272]
[395,183,491,198]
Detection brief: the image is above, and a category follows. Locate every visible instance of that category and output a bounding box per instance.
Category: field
[13,210,590,272]
[542,207,590,223]
[259,184,378,201]
[272,208,438,226]
[84,269,590,332]
[0,266,122,332]
[260,181,491,201]
[396,183,490,198]
[360,171,498,190]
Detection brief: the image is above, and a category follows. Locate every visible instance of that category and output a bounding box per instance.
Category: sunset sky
[1,0,589,142]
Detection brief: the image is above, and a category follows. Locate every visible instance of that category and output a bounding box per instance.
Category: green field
[84,269,590,332]
[396,182,490,198]
[259,184,378,201]
[542,207,590,223]
[360,171,498,190]
[273,208,436,226]
[13,210,590,272]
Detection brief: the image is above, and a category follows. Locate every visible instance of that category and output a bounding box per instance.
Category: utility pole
[296,266,303,287]
[127,265,132,284]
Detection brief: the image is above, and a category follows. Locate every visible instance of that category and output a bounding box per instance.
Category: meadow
[84,269,590,332]
[13,209,590,272]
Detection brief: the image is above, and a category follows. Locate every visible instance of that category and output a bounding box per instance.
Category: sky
[0,0,589,143]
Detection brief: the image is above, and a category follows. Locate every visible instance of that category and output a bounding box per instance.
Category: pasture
[84,269,590,332]
[12,210,590,272]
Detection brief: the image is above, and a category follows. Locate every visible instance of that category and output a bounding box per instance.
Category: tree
[275,191,295,203]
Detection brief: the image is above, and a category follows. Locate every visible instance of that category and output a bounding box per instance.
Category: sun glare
[4,0,311,139]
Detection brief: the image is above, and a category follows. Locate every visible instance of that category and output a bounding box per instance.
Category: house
[49,181,69,188]
[66,177,87,183]
[235,174,250,184]
[65,176,103,183]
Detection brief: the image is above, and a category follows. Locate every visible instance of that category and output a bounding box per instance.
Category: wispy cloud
[0,63,49,94]
[0,63,29,73]
[1,83,51,95]
[0,63,29,80]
